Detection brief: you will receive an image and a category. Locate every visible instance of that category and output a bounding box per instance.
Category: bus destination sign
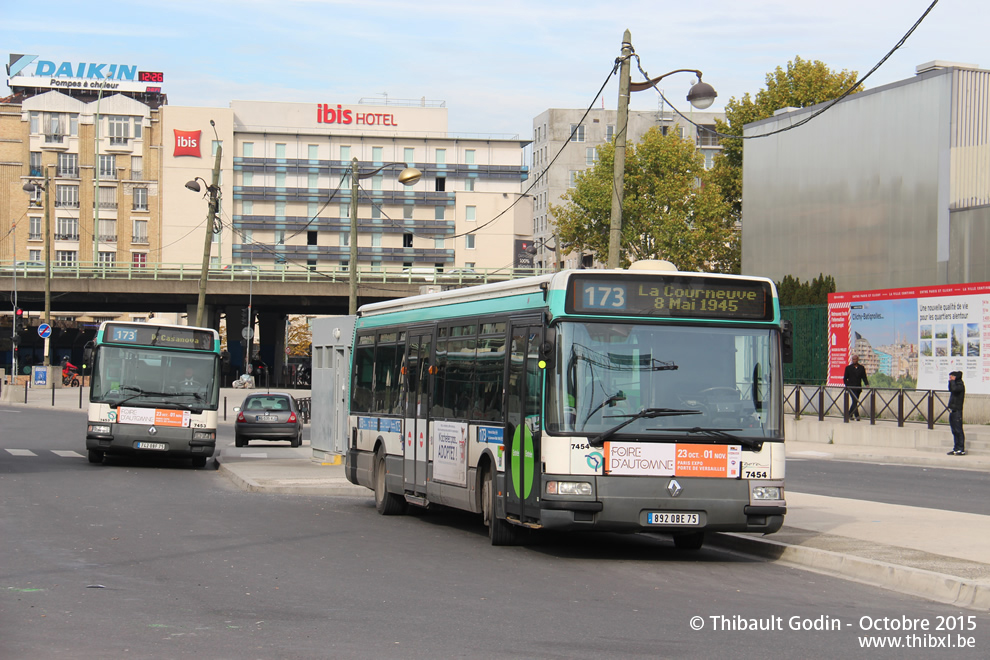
[104,324,215,351]
[567,274,773,321]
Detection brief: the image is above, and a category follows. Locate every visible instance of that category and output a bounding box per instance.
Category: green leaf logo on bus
[510,424,535,499]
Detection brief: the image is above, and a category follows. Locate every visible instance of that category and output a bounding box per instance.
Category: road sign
[241,327,254,340]
[38,323,52,338]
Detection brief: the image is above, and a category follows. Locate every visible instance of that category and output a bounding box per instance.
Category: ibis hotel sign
[317,103,399,127]
[6,53,163,94]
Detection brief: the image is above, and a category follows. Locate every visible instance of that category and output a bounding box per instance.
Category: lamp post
[185,133,223,328]
[607,29,718,269]
[348,159,422,315]
[22,167,52,366]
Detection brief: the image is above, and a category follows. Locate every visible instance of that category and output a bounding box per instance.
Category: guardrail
[785,385,951,429]
[0,261,546,285]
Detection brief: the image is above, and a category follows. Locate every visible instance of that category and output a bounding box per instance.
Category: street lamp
[22,169,52,366]
[348,158,422,315]
[607,29,718,268]
[185,127,223,328]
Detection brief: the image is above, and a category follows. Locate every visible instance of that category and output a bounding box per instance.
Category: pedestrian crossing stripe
[5,449,37,456]
[4,449,84,458]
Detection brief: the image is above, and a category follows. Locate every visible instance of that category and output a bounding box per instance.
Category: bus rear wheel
[482,467,517,546]
[673,531,704,550]
[88,449,104,464]
[374,449,406,515]
[191,456,207,468]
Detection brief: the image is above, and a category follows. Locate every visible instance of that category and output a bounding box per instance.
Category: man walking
[843,354,869,421]
[947,371,966,456]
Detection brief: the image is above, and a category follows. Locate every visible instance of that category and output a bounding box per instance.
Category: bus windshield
[90,346,220,410]
[546,321,782,439]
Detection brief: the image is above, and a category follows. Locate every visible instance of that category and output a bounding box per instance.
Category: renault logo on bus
[667,479,683,497]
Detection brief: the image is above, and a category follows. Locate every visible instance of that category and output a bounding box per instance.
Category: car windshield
[243,396,291,412]
[545,321,782,439]
[90,346,219,410]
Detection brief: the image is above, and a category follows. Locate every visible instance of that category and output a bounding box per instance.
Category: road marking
[5,449,37,456]
[240,452,269,459]
[52,450,84,458]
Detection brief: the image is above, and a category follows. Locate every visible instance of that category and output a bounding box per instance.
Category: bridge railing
[0,261,550,285]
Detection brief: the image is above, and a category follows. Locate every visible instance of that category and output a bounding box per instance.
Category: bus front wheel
[673,531,704,550]
[374,449,406,516]
[88,449,104,464]
[482,467,517,546]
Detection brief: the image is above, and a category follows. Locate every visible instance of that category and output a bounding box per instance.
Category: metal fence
[781,304,828,384]
[785,385,951,428]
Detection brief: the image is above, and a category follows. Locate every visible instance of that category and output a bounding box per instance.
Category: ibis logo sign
[173,129,201,158]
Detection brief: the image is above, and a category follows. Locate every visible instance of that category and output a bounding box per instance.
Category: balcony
[56,167,79,178]
[132,234,149,245]
[44,133,65,144]
[54,200,80,209]
[28,233,42,241]
[54,233,80,241]
[129,169,144,181]
[99,234,118,243]
[99,200,118,210]
[110,137,129,146]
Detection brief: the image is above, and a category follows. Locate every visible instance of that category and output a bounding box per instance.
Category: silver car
[234,393,303,447]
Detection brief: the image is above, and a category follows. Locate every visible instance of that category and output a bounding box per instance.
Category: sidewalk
[5,385,989,609]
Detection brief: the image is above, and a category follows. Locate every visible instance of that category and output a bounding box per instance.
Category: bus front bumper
[87,423,216,459]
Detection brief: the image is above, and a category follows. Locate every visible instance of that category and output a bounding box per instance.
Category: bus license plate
[257,415,279,422]
[136,442,167,451]
[647,512,699,526]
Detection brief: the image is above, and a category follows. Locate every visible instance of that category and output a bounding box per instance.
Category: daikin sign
[6,53,162,93]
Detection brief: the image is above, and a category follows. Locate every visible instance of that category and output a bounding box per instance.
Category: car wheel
[374,449,406,515]
[234,435,245,448]
[291,432,302,448]
[88,449,104,465]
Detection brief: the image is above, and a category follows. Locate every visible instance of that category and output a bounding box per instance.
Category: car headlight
[546,480,593,496]
[752,485,782,500]
[88,424,111,434]
[193,431,216,441]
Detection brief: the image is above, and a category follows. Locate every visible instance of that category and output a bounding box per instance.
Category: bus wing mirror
[539,328,556,370]
[781,320,794,364]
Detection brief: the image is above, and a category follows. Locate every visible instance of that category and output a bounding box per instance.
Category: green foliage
[777,273,836,306]
[714,56,862,221]
[868,372,917,390]
[551,127,737,273]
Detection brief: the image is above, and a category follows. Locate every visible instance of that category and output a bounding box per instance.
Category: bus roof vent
[627,260,677,272]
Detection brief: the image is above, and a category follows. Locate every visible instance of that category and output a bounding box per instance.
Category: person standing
[843,354,869,421]
[947,371,966,456]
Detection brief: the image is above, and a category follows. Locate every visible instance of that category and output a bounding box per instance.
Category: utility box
[310,316,355,462]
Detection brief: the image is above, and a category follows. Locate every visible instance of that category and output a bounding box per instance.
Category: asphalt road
[2,407,988,659]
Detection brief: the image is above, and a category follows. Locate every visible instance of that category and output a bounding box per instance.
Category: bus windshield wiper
[589,408,701,447]
[109,386,172,408]
[582,390,626,425]
[653,427,763,450]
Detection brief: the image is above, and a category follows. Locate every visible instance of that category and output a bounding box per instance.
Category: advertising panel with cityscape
[828,282,990,394]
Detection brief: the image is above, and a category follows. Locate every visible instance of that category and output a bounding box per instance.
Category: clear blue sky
[2,1,981,137]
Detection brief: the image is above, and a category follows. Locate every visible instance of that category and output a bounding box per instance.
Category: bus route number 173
[583,285,626,310]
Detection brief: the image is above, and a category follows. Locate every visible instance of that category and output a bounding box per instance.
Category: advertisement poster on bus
[827,282,990,394]
[432,420,467,486]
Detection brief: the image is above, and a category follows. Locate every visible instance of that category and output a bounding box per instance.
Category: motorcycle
[61,359,81,387]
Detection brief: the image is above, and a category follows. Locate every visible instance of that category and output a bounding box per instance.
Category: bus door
[504,320,544,524]
[403,328,433,497]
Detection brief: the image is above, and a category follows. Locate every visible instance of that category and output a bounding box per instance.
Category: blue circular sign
[38,323,52,338]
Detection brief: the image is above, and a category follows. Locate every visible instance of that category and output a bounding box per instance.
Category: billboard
[828,282,990,394]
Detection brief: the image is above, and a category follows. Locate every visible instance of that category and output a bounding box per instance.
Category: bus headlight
[546,480,593,496]
[193,431,215,441]
[88,424,111,434]
[752,485,782,500]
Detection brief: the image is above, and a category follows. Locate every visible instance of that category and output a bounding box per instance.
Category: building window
[434,238,444,249]
[132,252,147,268]
[371,233,382,247]
[606,125,615,141]
[56,217,79,241]
[340,232,349,247]
[464,149,476,164]
[435,206,445,221]
[99,155,116,179]
[307,202,319,217]
[568,171,580,188]
[435,149,446,165]
[243,171,253,186]
[108,115,130,145]
[403,233,413,248]
[404,147,415,164]
[130,155,143,181]
[212,140,222,157]
[371,205,381,220]
[242,142,254,157]
[133,187,148,211]
[569,124,585,142]
[403,205,413,220]
[275,143,286,159]
[372,146,383,162]
[308,173,319,189]
[465,206,476,221]
[275,172,286,188]
[465,234,475,249]
[702,149,716,170]
[29,217,42,240]
[274,229,285,245]
[30,151,42,177]
[697,125,720,148]
[56,250,78,266]
[133,219,148,244]
[307,231,317,246]
[57,153,78,178]
[98,251,116,266]
[55,185,79,208]
[308,144,319,160]
[275,201,286,217]
[340,146,351,161]
[372,174,383,191]
[586,147,598,166]
[340,203,350,218]
[99,219,116,242]
[99,186,117,210]
[464,178,474,192]
[242,200,253,215]
[435,177,445,192]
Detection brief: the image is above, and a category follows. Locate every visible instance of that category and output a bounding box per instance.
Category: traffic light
[15,307,23,319]
[241,307,249,325]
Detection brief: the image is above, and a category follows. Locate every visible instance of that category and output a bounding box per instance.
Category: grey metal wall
[741,68,958,291]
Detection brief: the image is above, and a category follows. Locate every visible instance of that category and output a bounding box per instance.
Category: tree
[713,56,863,222]
[776,273,835,306]
[286,315,312,357]
[552,126,736,272]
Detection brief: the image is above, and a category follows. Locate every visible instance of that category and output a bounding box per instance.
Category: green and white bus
[342,262,790,547]
[85,322,221,467]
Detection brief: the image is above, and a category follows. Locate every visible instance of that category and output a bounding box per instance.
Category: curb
[709,532,990,611]
[217,461,371,497]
